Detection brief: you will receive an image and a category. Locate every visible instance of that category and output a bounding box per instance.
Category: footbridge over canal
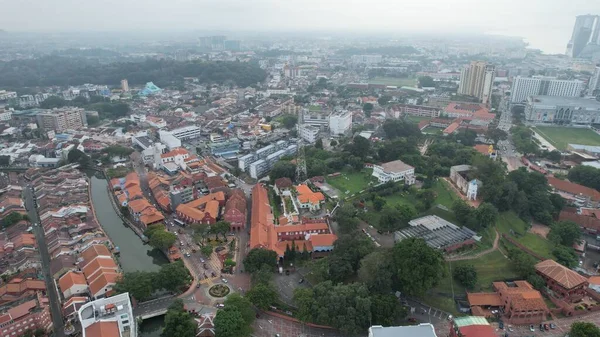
[134,296,210,320]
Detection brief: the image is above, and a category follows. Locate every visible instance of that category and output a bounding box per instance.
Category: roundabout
[208,284,230,298]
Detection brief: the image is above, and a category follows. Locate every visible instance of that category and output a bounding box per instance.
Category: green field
[495,212,554,259]
[326,170,374,196]
[421,250,518,315]
[370,76,416,87]
[534,126,600,150]
[405,115,431,123]
[432,180,459,209]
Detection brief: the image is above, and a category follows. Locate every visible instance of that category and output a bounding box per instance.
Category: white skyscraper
[329,110,353,136]
[458,61,495,104]
[510,76,583,104]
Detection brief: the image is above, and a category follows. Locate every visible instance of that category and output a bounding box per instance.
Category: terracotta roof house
[492,281,548,325]
[223,189,246,231]
[176,192,225,225]
[274,177,293,195]
[547,176,600,208]
[535,259,589,303]
[449,316,495,337]
[0,298,52,337]
[58,271,88,299]
[63,296,87,318]
[85,321,120,337]
[295,184,325,212]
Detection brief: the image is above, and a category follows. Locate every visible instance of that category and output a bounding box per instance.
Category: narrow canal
[88,172,168,336]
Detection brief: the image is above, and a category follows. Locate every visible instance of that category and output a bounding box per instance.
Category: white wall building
[0,109,12,121]
[169,125,201,140]
[78,292,137,337]
[351,55,383,65]
[329,110,352,136]
[298,124,320,144]
[510,76,583,104]
[372,160,416,185]
[589,65,600,95]
[158,130,182,150]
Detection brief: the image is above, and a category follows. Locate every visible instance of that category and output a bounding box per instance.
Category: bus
[174,219,185,227]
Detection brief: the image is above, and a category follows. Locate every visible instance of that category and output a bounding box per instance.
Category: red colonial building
[535,259,589,303]
[223,189,246,231]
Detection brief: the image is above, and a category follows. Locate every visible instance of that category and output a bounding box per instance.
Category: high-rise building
[121,79,129,92]
[589,65,600,95]
[78,292,137,337]
[457,61,495,104]
[510,76,583,104]
[36,107,88,132]
[566,15,600,58]
[329,110,353,136]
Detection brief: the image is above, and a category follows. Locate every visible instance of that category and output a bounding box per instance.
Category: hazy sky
[2,0,600,53]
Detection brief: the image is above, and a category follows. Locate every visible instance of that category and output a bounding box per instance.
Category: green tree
[212,221,231,240]
[475,203,499,229]
[377,95,392,106]
[358,250,394,294]
[362,103,374,117]
[280,114,298,129]
[453,264,478,289]
[330,139,338,147]
[114,271,155,301]
[269,161,296,184]
[214,308,248,337]
[162,299,196,337]
[418,76,435,88]
[244,248,277,273]
[371,294,404,326]
[200,244,213,257]
[156,261,191,292]
[351,135,371,158]
[120,206,130,217]
[568,165,600,191]
[246,282,278,310]
[372,196,387,211]
[570,322,600,337]
[378,206,401,233]
[335,204,359,234]
[224,259,237,267]
[552,245,579,268]
[527,273,546,291]
[452,199,474,226]
[1,212,24,228]
[392,238,445,296]
[67,148,92,167]
[486,128,508,144]
[548,221,582,247]
[509,250,537,278]
[148,230,177,251]
[315,138,324,149]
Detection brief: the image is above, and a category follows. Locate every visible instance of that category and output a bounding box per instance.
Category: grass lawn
[432,179,459,209]
[370,76,416,87]
[533,126,600,150]
[421,250,518,315]
[495,212,554,259]
[422,127,443,135]
[326,170,374,196]
[405,115,431,123]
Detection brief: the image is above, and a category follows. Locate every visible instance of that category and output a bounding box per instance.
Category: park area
[533,126,600,150]
[369,76,417,87]
[325,169,375,196]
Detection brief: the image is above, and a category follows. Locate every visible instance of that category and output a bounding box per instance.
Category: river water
[88,173,168,336]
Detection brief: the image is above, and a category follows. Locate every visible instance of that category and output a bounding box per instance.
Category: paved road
[24,187,65,337]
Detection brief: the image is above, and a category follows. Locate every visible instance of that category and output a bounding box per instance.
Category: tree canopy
[0,56,267,88]
[453,264,478,289]
[243,248,277,273]
[162,299,196,337]
[548,221,582,247]
[392,238,445,296]
[214,294,255,337]
[570,322,600,337]
[568,165,600,191]
[269,161,296,184]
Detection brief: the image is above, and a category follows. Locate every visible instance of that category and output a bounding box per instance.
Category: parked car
[298,278,304,284]
[530,325,535,332]
[221,278,228,283]
[539,324,544,331]
[498,321,504,329]
[550,323,556,329]
[544,324,549,331]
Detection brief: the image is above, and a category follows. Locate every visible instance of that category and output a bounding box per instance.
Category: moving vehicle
[221,278,228,283]
[529,325,535,332]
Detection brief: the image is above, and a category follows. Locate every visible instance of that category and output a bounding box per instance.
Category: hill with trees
[0,56,267,88]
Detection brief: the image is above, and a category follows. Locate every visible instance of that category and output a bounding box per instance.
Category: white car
[221,278,228,283]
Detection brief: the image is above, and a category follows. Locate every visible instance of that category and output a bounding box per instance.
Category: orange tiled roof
[80,244,111,267]
[443,122,460,134]
[308,233,337,247]
[82,257,118,280]
[250,184,277,253]
[88,272,119,296]
[128,198,152,213]
[467,292,503,306]
[589,276,600,285]
[185,191,225,209]
[85,321,120,337]
[161,148,189,158]
[535,259,588,290]
[494,281,548,312]
[126,185,144,200]
[548,176,600,201]
[296,184,325,205]
[58,271,87,293]
[140,209,165,226]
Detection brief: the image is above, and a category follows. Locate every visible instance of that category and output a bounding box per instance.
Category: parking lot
[253,313,342,337]
[273,269,309,305]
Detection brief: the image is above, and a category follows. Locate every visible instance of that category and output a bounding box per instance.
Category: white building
[589,65,600,95]
[298,124,320,144]
[0,108,12,121]
[510,76,583,104]
[158,130,182,150]
[369,324,437,337]
[0,90,17,101]
[524,95,600,125]
[329,110,352,136]
[121,79,129,92]
[169,125,201,140]
[78,292,137,337]
[372,160,416,185]
[351,55,383,65]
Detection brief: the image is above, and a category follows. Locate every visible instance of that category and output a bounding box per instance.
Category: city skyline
[1,0,599,54]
